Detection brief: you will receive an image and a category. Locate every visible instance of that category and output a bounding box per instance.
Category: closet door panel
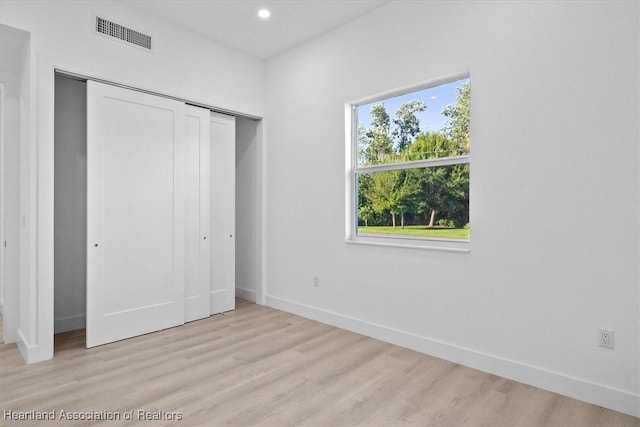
[210,112,235,314]
[184,105,210,322]
[86,81,185,348]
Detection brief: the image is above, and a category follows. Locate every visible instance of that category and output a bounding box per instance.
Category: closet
[54,75,236,348]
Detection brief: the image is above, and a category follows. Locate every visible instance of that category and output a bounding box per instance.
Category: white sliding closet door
[86,81,186,348]
[210,112,235,314]
[185,105,210,322]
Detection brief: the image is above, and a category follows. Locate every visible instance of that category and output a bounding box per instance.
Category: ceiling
[120,0,389,60]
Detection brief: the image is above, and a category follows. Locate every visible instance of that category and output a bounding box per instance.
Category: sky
[357,77,469,135]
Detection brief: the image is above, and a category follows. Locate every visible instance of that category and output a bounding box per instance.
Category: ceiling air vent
[95,16,152,51]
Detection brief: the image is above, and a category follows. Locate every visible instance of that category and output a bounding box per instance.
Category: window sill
[346,234,470,253]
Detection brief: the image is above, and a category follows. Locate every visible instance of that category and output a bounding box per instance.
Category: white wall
[18,30,34,361]
[236,117,259,302]
[0,24,29,346]
[0,1,264,117]
[264,0,639,417]
[0,0,265,362]
[0,25,28,344]
[54,76,86,333]
[0,77,20,341]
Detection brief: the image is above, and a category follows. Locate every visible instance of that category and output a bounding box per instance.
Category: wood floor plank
[1,299,638,426]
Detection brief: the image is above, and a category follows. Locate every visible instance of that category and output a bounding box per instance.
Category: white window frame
[345,75,471,252]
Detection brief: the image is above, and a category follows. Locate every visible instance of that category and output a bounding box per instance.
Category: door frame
[32,60,265,362]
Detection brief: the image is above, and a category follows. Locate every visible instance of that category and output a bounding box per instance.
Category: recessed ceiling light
[258,9,270,19]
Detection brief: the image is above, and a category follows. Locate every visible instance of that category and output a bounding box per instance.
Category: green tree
[442,81,470,155]
[393,100,426,153]
[364,104,393,164]
[363,168,417,228]
[358,205,375,227]
[445,163,470,226]
[439,80,470,226]
[359,102,423,228]
[407,131,457,160]
[396,81,471,227]
[404,132,458,225]
[356,123,368,165]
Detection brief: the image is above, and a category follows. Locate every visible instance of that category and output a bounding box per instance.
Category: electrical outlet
[598,328,614,349]
[312,276,320,288]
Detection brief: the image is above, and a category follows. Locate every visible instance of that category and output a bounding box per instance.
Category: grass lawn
[358,225,469,240]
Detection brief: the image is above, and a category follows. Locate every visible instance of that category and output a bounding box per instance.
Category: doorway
[54,75,86,336]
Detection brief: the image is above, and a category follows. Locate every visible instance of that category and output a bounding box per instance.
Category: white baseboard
[16,328,38,364]
[236,287,256,302]
[265,295,640,418]
[54,314,86,334]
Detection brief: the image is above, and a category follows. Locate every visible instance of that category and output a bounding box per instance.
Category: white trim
[256,119,266,306]
[37,55,56,363]
[349,71,471,107]
[235,287,256,302]
[356,155,469,173]
[346,237,470,253]
[16,327,37,364]
[344,104,355,241]
[265,295,640,418]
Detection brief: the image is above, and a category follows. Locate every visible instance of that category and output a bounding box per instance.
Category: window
[346,76,470,250]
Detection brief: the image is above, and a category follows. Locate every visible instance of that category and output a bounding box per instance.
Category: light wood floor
[1,299,638,426]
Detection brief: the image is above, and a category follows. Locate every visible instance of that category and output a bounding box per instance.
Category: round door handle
[94,244,99,247]
[203,236,207,240]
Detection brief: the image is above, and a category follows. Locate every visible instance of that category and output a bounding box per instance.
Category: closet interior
[54,74,259,349]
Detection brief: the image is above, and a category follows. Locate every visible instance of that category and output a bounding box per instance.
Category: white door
[184,105,210,322]
[210,112,235,314]
[86,81,186,348]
